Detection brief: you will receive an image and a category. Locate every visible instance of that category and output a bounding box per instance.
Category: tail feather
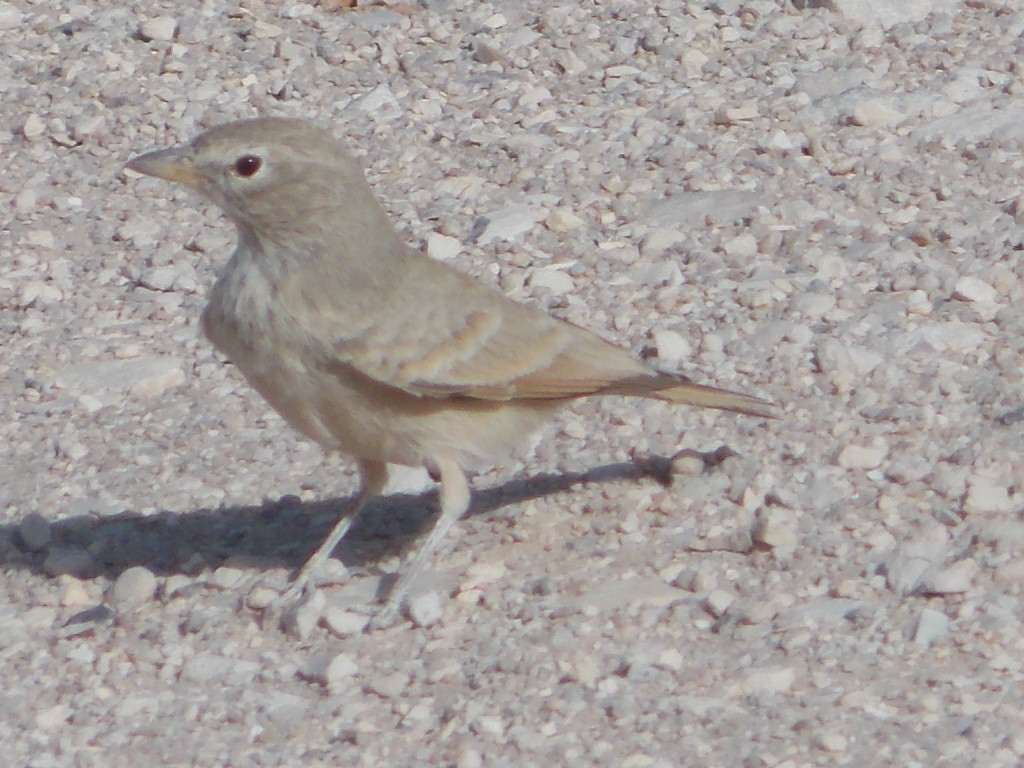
[609,374,775,418]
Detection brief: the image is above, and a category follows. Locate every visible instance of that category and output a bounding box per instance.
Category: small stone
[647,190,759,228]
[324,653,359,690]
[752,509,798,552]
[262,693,309,726]
[70,115,106,142]
[368,671,410,699]
[164,574,196,599]
[705,589,735,618]
[251,20,283,38]
[639,228,685,258]
[837,443,888,470]
[0,5,23,30]
[651,329,692,366]
[323,606,370,637]
[482,12,506,29]
[208,566,246,590]
[18,513,51,551]
[656,647,685,672]
[605,64,642,79]
[461,560,507,591]
[723,233,758,257]
[529,267,574,296]
[245,586,279,610]
[952,276,997,304]
[577,578,687,612]
[138,265,184,292]
[919,559,978,595]
[740,666,795,694]
[19,282,62,306]
[59,576,94,607]
[470,40,503,65]
[282,589,326,638]
[715,101,759,124]
[553,49,586,76]
[473,204,535,244]
[297,651,333,685]
[963,481,1013,514]
[913,608,949,647]
[351,84,403,117]
[571,653,600,687]
[885,527,948,594]
[427,232,461,261]
[139,16,177,42]
[181,653,258,685]
[851,99,904,128]
[22,114,45,139]
[670,450,706,477]
[110,566,158,609]
[407,589,443,628]
[546,208,585,232]
[815,732,848,753]
[517,87,551,109]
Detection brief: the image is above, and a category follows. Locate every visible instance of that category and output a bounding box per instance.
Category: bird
[125,117,773,628]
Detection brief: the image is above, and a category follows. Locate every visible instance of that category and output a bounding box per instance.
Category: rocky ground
[2,0,1023,765]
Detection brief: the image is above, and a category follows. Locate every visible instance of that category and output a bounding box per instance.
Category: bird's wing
[279,251,655,402]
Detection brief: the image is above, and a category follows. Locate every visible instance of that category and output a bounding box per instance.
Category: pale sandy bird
[126,117,773,627]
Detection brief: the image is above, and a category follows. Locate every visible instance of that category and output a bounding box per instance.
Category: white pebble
[920,559,977,595]
[427,232,461,261]
[652,329,692,367]
[22,113,45,138]
[529,266,574,296]
[0,4,22,30]
[837,443,888,470]
[914,608,949,647]
[851,98,905,128]
[705,589,735,618]
[752,510,798,552]
[283,589,325,639]
[110,566,158,609]
[323,607,370,637]
[953,276,997,304]
[815,732,848,753]
[475,204,535,244]
[723,233,758,258]
[324,653,359,690]
[369,672,410,699]
[139,16,177,42]
[545,207,585,232]
[740,666,795,694]
[964,481,1013,514]
[407,589,443,628]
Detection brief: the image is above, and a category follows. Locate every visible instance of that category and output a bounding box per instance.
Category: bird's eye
[234,155,262,177]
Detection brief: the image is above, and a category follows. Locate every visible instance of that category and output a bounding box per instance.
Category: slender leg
[281,459,388,604]
[371,455,470,628]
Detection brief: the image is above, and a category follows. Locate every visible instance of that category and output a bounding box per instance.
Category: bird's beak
[125,146,204,189]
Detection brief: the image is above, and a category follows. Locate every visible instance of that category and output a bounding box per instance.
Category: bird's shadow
[5,458,677,582]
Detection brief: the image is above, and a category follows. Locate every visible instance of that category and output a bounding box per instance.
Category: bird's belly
[201,292,557,470]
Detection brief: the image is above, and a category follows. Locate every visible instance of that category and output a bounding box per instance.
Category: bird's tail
[609,374,775,418]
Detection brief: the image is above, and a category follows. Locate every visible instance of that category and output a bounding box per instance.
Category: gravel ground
[3,0,1024,765]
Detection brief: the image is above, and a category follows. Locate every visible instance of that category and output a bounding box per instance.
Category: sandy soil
[2,1,1023,765]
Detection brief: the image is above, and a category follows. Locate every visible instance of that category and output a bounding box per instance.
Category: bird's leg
[370,455,469,629]
[279,459,388,607]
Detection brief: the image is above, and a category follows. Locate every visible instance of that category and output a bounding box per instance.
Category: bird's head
[126,118,379,239]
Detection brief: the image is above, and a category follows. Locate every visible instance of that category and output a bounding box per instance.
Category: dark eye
[234,155,262,177]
